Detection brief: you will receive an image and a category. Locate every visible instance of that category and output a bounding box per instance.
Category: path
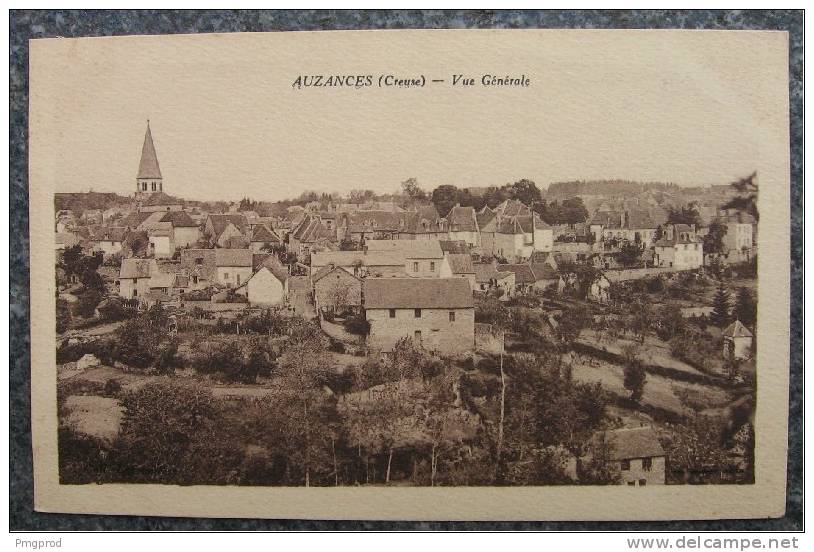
[287,276,316,318]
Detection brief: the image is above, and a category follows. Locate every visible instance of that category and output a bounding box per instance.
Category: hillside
[546,180,682,198]
[55,192,132,214]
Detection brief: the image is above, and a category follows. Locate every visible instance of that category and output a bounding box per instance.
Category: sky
[30,30,783,202]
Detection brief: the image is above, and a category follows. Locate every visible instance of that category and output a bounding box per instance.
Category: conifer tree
[733,287,757,326]
[710,283,732,327]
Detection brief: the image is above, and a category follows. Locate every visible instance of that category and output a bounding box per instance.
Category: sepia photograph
[24,27,793,521]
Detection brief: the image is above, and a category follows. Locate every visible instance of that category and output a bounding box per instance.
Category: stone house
[180,248,253,288]
[148,225,174,258]
[473,263,516,300]
[594,426,666,486]
[478,200,553,262]
[160,210,201,249]
[249,224,283,252]
[654,227,704,270]
[312,265,362,313]
[446,205,480,247]
[118,258,160,299]
[723,320,754,360]
[203,214,249,248]
[89,226,128,257]
[445,253,477,291]
[245,264,289,306]
[363,278,475,354]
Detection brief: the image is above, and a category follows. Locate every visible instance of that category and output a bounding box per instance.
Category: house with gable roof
[591,426,666,486]
[179,248,254,288]
[288,214,335,259]
[446,205,480,247]
[203,214,249,248]
[160,210,200,249]
[245,261,289,306]
[363,278,474,354]
[653,223,703,270]
[118,258,160,299]
[445,253,477,291]
[473,262,516,299]
[723,320,754,360]
[478,200,553,262]
[89,226,128,257]
[249,224,283,252]
[312,265,362,313]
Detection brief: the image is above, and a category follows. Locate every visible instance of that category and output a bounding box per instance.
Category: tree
[276,330,333,486]
[579,431,621,484]
[710,283,732,327]
[622,344,647,403]
[556,304,590,347]
[505,178,541,206]
[238,197,258,211]
[722,171,759,221]
[703,222,728,254]
[733,287,756,326]
[559,197,589,225]
[400,177,426,201]
[348,189,376,204]
[431,185,460,217]
[667,204,701,227]
[663,415,730,484]
[115,381,223,483]
[654,305,685,342]
[74,288,103,318]
[56,298,72,333]
[618,243,643,267]
[61,244,84,276]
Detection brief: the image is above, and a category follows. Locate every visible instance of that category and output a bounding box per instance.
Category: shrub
[153,340,179,375]
[56,298,72,333]
[96,298,136,322]
[343,314,370,336]
[103,378,123,397]
[74,289,104,318]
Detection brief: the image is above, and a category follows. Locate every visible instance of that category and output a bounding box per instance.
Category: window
[224,272,230,280]
[414,308,421,318]
[642,457,652,471]
[413,262,419,272]
[638,479,647,486]
[389,309,396,318]
[430,261,435,271]
[449,311,456,322]
[620,459,630,471]
[192,275,198,284]
[151,182,157,191]
[195,257,204,266]
[237,274,241,285]
[414,330,422,342]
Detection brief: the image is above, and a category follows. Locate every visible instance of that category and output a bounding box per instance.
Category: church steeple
[136,120,163,197]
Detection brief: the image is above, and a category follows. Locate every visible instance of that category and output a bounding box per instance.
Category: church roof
[137,121,162,180]
[143,192,183,207]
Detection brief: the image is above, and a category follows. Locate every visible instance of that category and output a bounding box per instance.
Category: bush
[343,314,370,336]
[96,298,136,322]
[74,289,104,318]
[153,340,179,375]
[103,378,123,397]
[56,298,72,333]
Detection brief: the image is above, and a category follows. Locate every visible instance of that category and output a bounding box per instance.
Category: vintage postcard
[29,29,790,520]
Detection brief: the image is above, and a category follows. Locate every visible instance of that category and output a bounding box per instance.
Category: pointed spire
[137,120,162,180]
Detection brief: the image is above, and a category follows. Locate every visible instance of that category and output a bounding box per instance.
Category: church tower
[135,120,163,199]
